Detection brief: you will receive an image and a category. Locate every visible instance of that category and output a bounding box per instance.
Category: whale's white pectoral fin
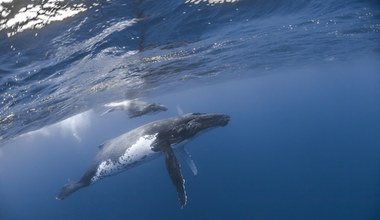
[159,141,187,208]
[177,147,198,176]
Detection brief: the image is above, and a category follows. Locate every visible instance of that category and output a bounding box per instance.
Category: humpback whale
[101,100,167,118]
[57,113,230,208]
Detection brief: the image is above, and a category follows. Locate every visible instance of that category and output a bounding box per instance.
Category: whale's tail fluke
[56,180,86,200]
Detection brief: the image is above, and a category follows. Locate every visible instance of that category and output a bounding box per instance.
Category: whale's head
[147,103,168,113]
[185,113,230,130]
[129,102,168,118]
[169,113,230,143]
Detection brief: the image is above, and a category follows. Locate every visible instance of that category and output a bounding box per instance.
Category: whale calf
[57,113,230,208]
[101,100,167,118]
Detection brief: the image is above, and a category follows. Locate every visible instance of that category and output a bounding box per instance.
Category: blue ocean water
[0,0,379,219]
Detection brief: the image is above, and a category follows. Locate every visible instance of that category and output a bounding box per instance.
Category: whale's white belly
[104,100,132,109]
[91,133,159,183]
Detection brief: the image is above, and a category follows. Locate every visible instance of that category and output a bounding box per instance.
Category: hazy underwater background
[0,0,379,219]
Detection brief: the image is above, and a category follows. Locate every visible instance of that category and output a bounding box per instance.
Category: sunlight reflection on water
[0,0,99,37]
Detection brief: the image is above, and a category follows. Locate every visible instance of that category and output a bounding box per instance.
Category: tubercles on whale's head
[188,113,230,127]
[182,113,230,137]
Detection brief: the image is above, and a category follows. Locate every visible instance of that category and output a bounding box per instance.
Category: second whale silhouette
[102,99,167,118]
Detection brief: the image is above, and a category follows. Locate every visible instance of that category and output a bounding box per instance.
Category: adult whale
[56,113,230,208]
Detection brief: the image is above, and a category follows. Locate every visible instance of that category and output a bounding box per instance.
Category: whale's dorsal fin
[158,140,187,208]
[177,147,198,176]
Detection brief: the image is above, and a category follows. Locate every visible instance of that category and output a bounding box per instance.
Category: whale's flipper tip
[158,140,187,208]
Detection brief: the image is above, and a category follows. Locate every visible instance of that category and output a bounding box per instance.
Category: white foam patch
[91,133,158,183]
